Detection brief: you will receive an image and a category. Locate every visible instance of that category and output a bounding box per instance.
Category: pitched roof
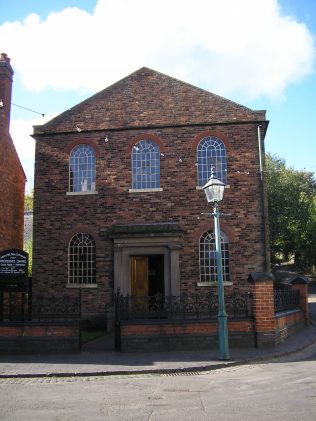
[33,67,266,134]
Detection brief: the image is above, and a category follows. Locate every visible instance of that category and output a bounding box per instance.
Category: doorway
[131,255,164,297]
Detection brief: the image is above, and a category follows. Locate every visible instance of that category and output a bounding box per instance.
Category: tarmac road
[0,343,315,421]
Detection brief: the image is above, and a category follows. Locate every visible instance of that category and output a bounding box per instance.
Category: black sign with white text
[0,249,28,278]
[0,250,29,291]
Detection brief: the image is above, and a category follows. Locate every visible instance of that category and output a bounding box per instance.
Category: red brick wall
[120,319,255,351]
[0,53,25,251]
[33,122,267,316]
[0,133,25,250]
[0,323,78,337]
[251,280,275,334]
[0,322,80,353]
[274,310,304,344]
[121,319,254,336]
[249,276,307,347]
[292,282,308,322]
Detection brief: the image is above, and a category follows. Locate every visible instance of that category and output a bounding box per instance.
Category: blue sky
[0,0,315,191]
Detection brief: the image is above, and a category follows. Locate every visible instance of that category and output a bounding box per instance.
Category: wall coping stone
[291,276,309,285]
[274,308,301,319]
[248,272,275,283]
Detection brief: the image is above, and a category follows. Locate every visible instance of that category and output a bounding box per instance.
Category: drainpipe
[257,124,270,271]
[257,125,263,182]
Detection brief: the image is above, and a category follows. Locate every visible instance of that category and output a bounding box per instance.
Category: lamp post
[202,171,230,360]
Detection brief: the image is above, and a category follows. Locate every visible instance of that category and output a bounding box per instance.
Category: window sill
[128,188,163,193]
[66,283,98,289]
[196,185,230,190]
[197,281,233,287]
[66,191,98,196]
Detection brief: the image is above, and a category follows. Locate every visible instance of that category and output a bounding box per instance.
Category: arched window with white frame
[131,139,160,189]
[69,144,96,192]
[197,136,227,186]
[68,233,96,284]
[199,230,229,283]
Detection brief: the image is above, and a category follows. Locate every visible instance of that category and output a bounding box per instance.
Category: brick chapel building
[0,53,26,251]
[32,67,269,321]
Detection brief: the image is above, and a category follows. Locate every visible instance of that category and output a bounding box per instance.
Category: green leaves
[24,190,34,212]
[23,239,32,276]
[266,153,316,268]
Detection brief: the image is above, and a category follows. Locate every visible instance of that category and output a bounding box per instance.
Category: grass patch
[81,330,106,343]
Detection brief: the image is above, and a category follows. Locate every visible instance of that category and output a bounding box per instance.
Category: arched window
[131,140,160,189]
[199,230,229,283]
[197,136,227,186]
[69,144,96,192]
[68,233,96,284]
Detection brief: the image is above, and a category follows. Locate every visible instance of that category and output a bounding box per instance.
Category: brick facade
[0,53,25,251]
[32,67,269,321]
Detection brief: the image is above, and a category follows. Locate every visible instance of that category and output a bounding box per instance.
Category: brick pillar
[291,276,309,325]
[248,272,275,347]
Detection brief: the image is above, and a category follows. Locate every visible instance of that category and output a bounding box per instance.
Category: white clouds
[10,114,56,191]
[0,0,314,99]
[10,118,35,191]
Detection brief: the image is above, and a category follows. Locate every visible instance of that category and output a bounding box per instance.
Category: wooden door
[131,256,148,297]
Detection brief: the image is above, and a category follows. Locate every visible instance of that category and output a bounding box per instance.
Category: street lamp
[202,171,230,360]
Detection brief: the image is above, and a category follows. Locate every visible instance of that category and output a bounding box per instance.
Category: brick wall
[117,274,307,352]
[0,53,25,251]
[274,310,304,345]
[32,68,269,319]
[0,321,80,353]
[249,272,308,347]
[120,319,255,352]
[33,123,266,316]
[0,133,25,250]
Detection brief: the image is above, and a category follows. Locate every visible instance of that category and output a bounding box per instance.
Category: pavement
[0,291,315,379]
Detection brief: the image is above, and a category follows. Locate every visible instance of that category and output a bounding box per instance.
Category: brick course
[120,319,255,352]
[0,322,80,353]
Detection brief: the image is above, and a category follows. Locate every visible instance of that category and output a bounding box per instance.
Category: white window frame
[197,136,227,186]
[69,144,96,193]
[131,140,160,190]
[68,233,96,286]
[198,230,230,285]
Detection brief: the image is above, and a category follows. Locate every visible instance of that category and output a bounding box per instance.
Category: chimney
[0,53,14,132]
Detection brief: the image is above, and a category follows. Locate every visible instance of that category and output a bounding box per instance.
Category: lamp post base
[218,312,230,360]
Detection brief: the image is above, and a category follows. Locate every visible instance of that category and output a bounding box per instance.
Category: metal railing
[115,289,253,321]
[30,293,81,321]
[0,292,81,322]
[274,288,300,313]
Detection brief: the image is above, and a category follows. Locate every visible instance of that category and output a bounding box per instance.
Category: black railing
[115,289,253,321]
[0,293,82,322]
[30,293,81,321]
[274,288,300,313]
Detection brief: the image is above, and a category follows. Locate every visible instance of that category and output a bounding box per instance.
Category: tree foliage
[24,239,33,276]
[24,190,34,275]
[266,153,316,268]
[24,190,34,212]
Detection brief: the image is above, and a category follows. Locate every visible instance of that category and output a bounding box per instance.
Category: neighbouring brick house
[0,53,26,251]
[32,67,270,325]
